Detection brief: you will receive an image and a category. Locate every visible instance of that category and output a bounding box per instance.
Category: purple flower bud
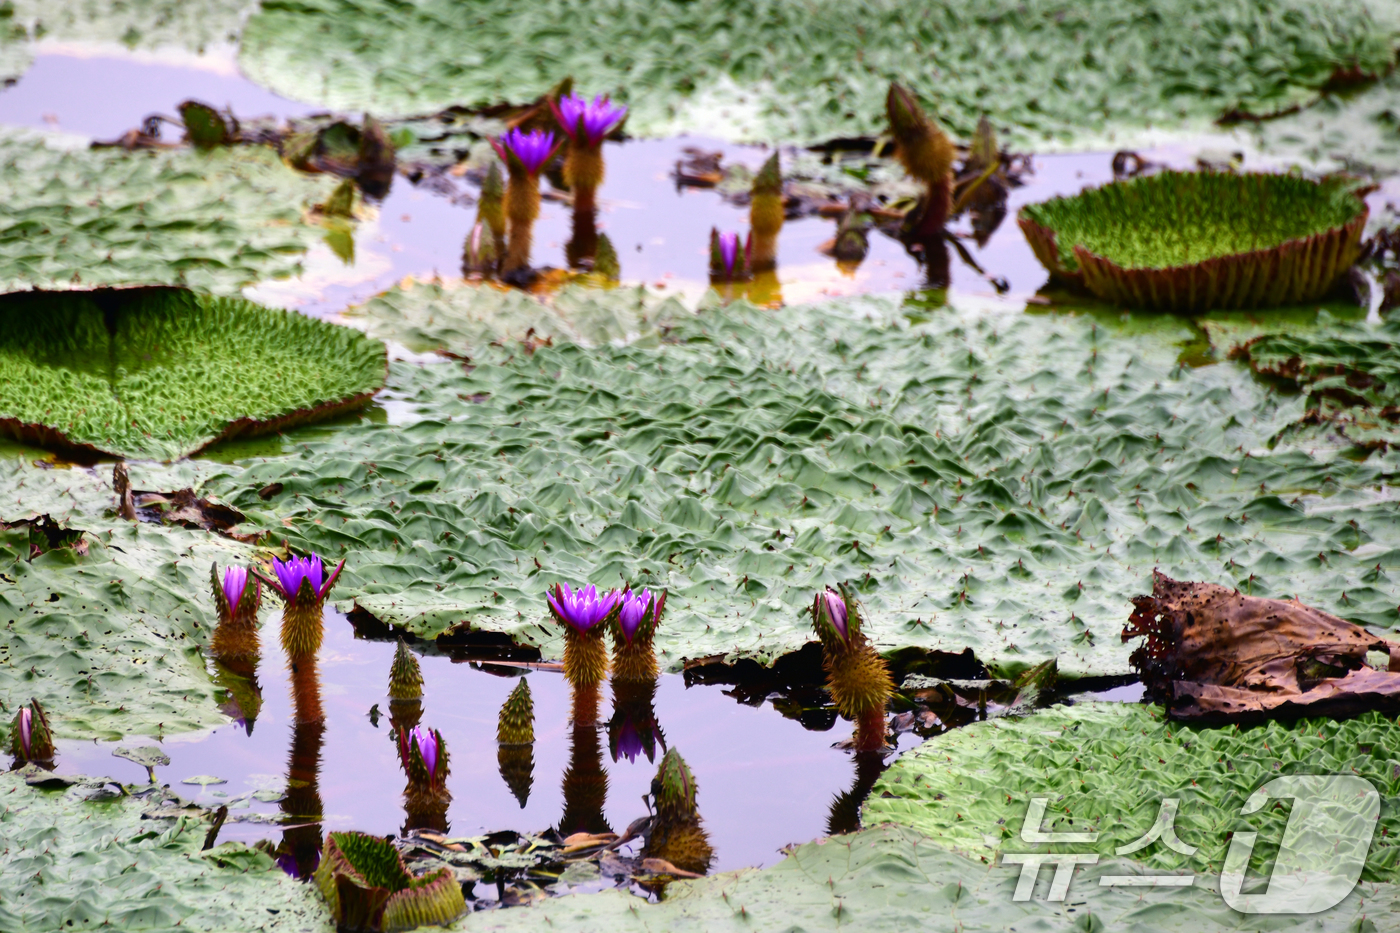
[552,93,628,148]
[223,565,249,610]
[411,725,439,780]
[548,582,620,634]
[618,589,650,643]
[18,707,31,757]
[719,232,740,275]
[821,587,848,643]
[495,128,560,176]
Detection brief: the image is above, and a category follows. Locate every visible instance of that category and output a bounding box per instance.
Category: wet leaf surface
[866,702,1400,883]
[238,0,1398,145]
[0,128,333,294]
[191,288,1400,678]
[0,770,330,932]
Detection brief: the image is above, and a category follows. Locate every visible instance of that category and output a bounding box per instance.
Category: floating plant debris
[0,287,386,460]
[1123,570,1400,722]
[1018,170,1368,311]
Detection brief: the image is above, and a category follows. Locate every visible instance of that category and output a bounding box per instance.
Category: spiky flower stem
[388,639,423,700]
[504,164,540,273]
[611,630,657,683]
[479,162,506,254]
[388,697,422,740]
[812,584,894,751]
[563,625,610,689]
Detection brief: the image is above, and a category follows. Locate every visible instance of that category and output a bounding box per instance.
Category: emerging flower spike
[709,228,751,282]
[886,82,955,238]
[492,128,562,178]
[9,699,54,762]
[749,152,783,272]
[809,583,894,751]
[644,748,714,875]
[549,583,620,688]
[211,561,262,658]
[551,93,628,149]
[388,638,423,700]
[611,587,666,683]
[259,552,344,661]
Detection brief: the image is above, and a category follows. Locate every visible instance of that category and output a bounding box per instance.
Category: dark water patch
[52,607,920,878]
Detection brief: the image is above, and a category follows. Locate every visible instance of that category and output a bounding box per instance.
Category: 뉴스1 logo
[1000,774,1380,914]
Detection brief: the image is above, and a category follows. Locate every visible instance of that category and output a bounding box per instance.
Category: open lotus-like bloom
[815,586,849,643]
[548,582,620,634]
[267,553,344,606]
[551,93,627,148]
[492,128,561,177]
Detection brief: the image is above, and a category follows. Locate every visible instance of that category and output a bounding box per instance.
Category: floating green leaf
[239,0,1398,144]
[1019,171,1368,311]
[199,288,1400,677]
[0,287,387,460]
[453,821,1400,932]
[865,702,1400,882]
[0,517,254,741]
[0,771,329,932]
[0,129,334,294]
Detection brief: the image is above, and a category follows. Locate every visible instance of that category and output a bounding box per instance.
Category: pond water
[3,48,1355,319]
[52,606,931,876]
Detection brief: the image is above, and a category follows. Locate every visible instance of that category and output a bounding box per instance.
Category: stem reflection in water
[558,683,610,837]
[277,659,325,879]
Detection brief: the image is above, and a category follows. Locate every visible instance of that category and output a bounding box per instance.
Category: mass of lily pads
[4,1,1400,931]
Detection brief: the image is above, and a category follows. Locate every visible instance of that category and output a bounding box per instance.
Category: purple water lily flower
[410,725,440,781]
[492,128,561,176]
[17,707,31,757]
[551,93,628,148]
[617,588,650,643]
[266,552,344,605]
[548,582,620,634]
[819,587,848,643]
[223,565,250,610]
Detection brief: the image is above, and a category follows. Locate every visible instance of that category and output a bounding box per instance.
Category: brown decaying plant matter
[1123,570,1400,722]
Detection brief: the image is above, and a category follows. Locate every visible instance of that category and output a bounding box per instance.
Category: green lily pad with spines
[237,0,1398,145]
[200,287,1400,678]
[0,129,335,295]
[1019,171,1368,312]
[0,770,330,932]
[0,288,387,461]
[865,702,1400,883]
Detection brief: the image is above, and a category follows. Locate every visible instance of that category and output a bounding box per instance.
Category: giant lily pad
[1018,171,1368,312]
[458,821,1398,932]
[238,0,1398,144]
[0,287,386,461]
[0,1,256,85]
[865,702,1400,883]
[201,288,1400,677]
[0,771,329,932]
[0,129,335,295]
[0,513,260,741]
